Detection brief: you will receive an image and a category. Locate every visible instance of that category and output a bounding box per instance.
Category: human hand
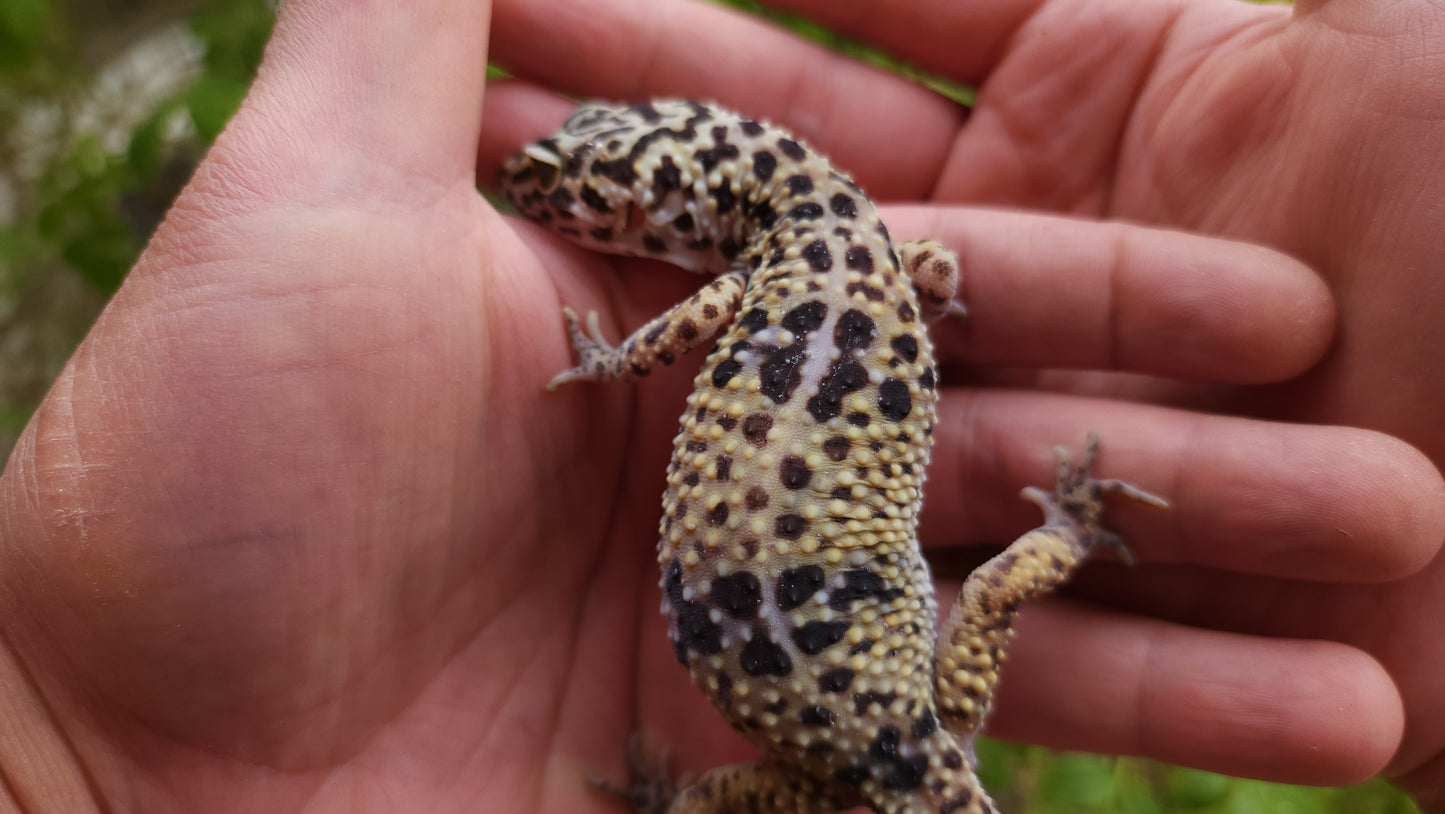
[0,2,1440,814]
[482,0,1445,808]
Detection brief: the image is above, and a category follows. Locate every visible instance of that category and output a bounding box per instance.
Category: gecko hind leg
[933,432,1167,741]
[548,269,748,390]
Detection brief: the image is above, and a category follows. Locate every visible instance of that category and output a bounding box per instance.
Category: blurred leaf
[185,72,247,140]
[1035,753,1117,810]
[1166,768,1233,809]
[0,0,54,70]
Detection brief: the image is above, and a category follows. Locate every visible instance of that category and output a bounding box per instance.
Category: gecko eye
[524,138,563,165]
[516,139,565,193]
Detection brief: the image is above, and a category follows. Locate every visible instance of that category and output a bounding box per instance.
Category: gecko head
[497,99,737,273]
[496,100,659,240]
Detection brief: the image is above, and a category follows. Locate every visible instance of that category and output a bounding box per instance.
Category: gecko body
[500,99,1163,814]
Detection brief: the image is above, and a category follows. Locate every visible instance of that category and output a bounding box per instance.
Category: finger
[1064,561,1445,777]
[954,596,1404,785]
[487,0,963,200]
[919,390,1445,582]
[883,205,1334,383]
[217,0,490,196]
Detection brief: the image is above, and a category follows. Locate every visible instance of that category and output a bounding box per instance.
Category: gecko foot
[547,307,616,390]
[1018,430,1168,564]
[588,735,680,814]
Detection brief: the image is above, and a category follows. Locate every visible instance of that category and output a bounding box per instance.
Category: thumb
[198,0,492,209]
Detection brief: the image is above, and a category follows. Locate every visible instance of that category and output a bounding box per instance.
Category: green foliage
[973,739,1419,814]
[0,0,273,448]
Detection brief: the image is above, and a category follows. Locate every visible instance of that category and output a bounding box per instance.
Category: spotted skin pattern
[500,100,1165,814]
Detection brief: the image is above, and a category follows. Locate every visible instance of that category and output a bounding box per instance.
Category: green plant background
[0,0,1419,811]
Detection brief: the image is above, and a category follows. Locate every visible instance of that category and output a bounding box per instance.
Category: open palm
[0,0,1442,813]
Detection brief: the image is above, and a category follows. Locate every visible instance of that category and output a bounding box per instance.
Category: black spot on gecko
[871,726,900,759]
[791,620,849,654]
[854,691,897,715]
[737,308,769,333]
[847,412,870,428]
[718,236,741,260]
[711,571,761,619]
[803,239,833,271]
[677,319,700,341]
[682,472,700,487]
[712,359,742,387]
[822,435,851,461]
[819,668,855,693]
[759,343,806,403]
[643,234,667,253]
[702,303,719,320]
[912,709,938,739]
[830,486,852,500]
[882,756,928,792]
[751,199,778,229]
[828,569,890,610]
[685,439,707,453]
[897,301,916,323]
[650,156,681,197]
[829,193,858,218]
[546,187,575,211]
[710,184,737,215]
[752,150,777,181]
[707,503,729,526]
[799,705,836,726]
[878,378,913,421]
[780,301,827,335]
[787,202,825,221]
[697,142,741,173]
[667,562,722,658]
[740,120,765,137]
[744,486,770,511]
[774,514,807,539]
[644,321,670,344]
[578,185,611,213]
[779,456,812,489]
[740,633,792,676]
[628,102,661,122]
[777,565,824,610]
[593,158,638,185]
[673,212,695,232]
[785,174,814,195]
[845,280,885,302]
[920,368,936,390]
[835,766,869,787]
[589,226,612,242]
[778,138,807,160]
[743,414,773,445]
[807,358,868,422]
[891,334,919,363]
[833,309,876,351]
[716,672,733,710]
[715,455,732,480]
[716,415,737,430]
[845,246,873,273]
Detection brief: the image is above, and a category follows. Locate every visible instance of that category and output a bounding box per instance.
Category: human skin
[1,0,1443,813]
